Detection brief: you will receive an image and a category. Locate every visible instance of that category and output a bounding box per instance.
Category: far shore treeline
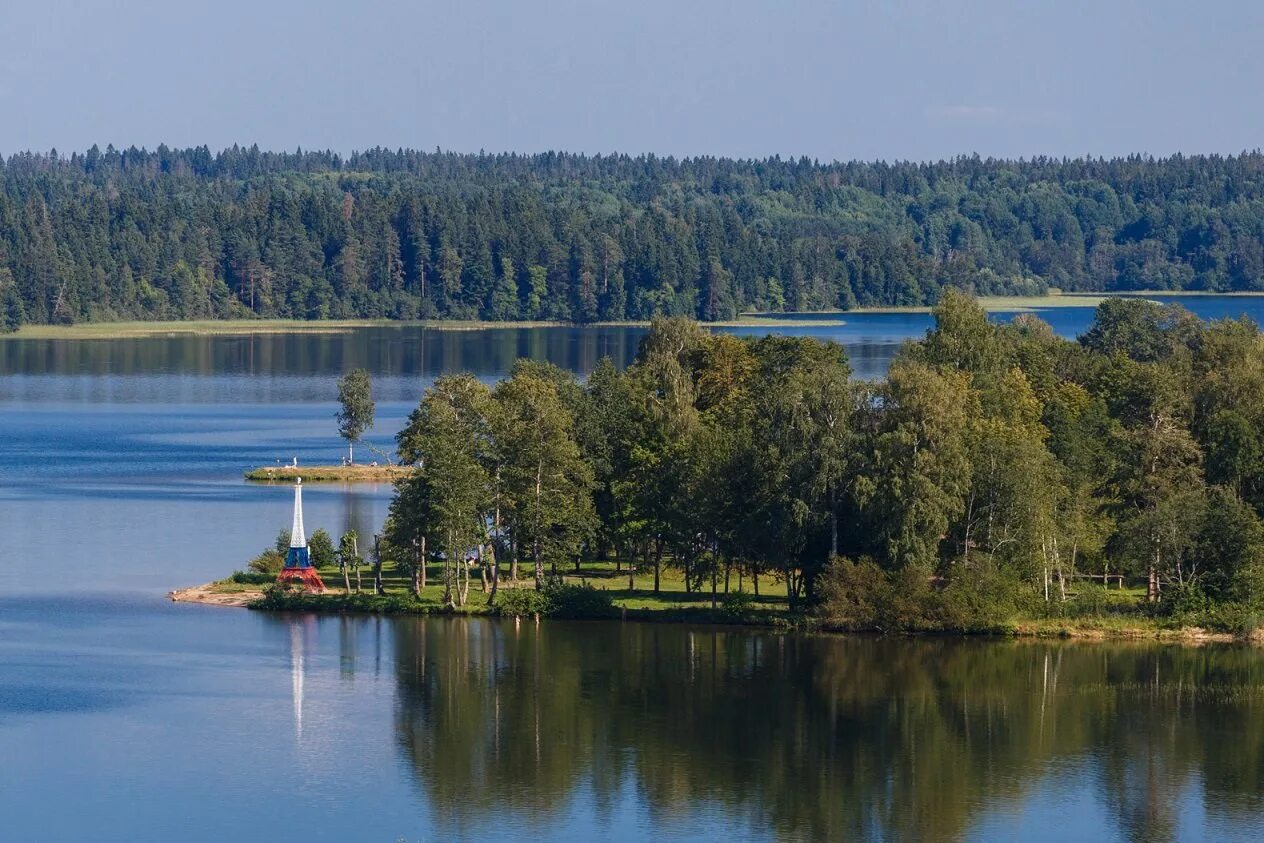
[7,147,1264,332]
[380,293,1264,632]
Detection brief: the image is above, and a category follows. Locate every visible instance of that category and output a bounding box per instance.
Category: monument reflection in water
[273,613,1264,842]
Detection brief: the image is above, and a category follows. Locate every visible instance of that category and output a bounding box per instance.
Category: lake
[4,295,1264,841]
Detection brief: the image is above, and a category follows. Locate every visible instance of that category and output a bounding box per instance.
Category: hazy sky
[2,0,1261,161]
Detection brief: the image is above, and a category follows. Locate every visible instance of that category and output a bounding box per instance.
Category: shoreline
[168,580,1256,643]
[0,292,1198,341]
[4,314,853,339]
[168,583,260,607]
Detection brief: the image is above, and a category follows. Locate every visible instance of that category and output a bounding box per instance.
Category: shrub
[1159,581,1211,622]
[820,557,1021,633]
[494,588,548,617]
[1069,583,1111,617]
[937,564,1021,632]
[229,570,275,585]
[818,557,900,631]
[1204,603,1264,636]
[248,548,285,574]
[541,578,616,619]
[254,581,314,610]
[308,529,336,568]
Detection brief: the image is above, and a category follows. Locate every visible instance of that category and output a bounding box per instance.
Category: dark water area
[3,602,1264,842]
[5,296,1264,840]
[2,294,1262,401]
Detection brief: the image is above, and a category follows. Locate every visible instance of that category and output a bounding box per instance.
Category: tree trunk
[442,534,454,608]
[753,568,760,597]
[459,552,470,607]
[962,490,975,562]
[1054,536,1065,602]
[373,535,384,596]
[533,458,544,588]
[353,535,361,593]
[341,559,351,593]
[653,539,662,595]
[488,545,499,607]
[534,537,544,589]
[829,487,839,559]
[1041,536,1049,602]
[419,536,427,590]
[711,563,718,609]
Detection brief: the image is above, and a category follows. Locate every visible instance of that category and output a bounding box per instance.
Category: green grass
[208,556,791,622]
[203,557,1247,639]
[208,579,272,594]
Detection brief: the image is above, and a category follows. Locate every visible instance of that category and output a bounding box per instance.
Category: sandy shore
[168,583,260,607]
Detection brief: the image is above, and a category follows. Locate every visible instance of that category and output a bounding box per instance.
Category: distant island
[244,464,411,483]
[4,147,1264,333]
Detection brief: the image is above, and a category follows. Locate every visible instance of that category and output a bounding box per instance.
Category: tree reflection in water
[376,619,1264,841]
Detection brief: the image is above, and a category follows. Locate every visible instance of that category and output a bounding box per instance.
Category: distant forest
[3,146,1264,330]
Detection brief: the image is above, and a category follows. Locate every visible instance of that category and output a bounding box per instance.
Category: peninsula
[178,294,1264,643]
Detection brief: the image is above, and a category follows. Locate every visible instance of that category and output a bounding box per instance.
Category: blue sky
[2,0,1261,161]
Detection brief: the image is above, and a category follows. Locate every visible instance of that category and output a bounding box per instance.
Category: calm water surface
[4,298,1264,841]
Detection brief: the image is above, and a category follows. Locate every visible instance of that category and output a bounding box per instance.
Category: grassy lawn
[209,556,789,618]
[202,557,1230,639]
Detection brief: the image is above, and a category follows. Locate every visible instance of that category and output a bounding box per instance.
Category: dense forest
[3,146,1264,331]
[383,295,1264,631]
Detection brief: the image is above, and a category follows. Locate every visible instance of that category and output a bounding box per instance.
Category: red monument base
[277,567,327,592]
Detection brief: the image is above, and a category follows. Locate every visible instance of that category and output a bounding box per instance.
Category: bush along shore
[181,293,1264,642]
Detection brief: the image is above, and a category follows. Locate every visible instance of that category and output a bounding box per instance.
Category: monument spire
[290,478,306,548]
